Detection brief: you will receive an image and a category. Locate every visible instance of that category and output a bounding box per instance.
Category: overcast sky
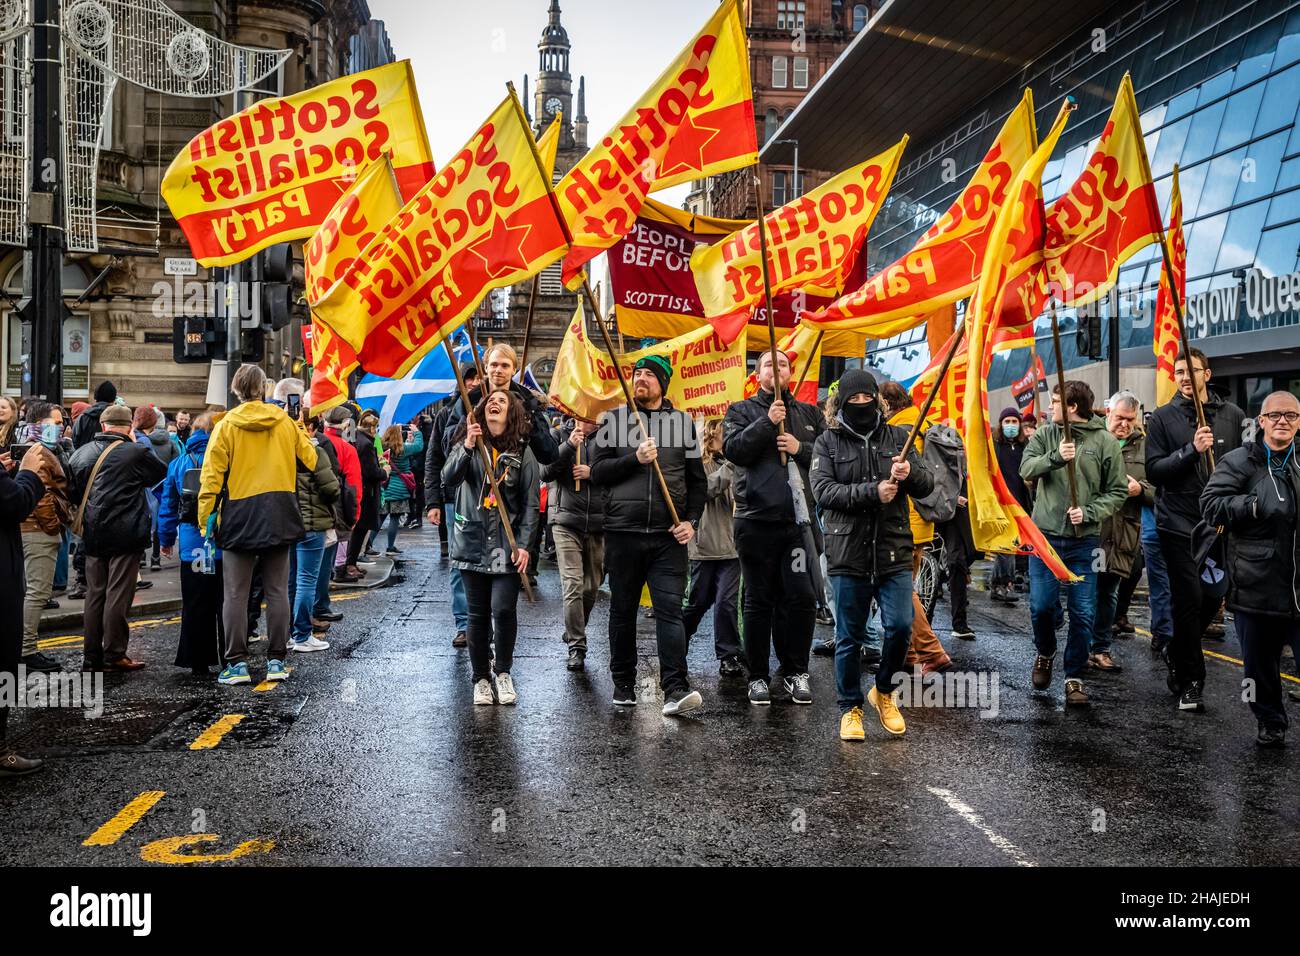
[368,0,714,207]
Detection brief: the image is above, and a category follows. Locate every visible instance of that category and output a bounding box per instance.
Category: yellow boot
[868,686,906,736]
[839,706,865,741]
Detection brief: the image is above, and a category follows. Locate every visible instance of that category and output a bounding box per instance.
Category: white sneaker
[473,679,494,705]
[291,636,330,653]
[495,672,517,705]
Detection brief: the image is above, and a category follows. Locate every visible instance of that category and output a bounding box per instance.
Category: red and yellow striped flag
[1153,165,1185,407]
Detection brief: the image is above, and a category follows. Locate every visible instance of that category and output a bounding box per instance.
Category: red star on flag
[467,214,534,279]
[659,111,724,180]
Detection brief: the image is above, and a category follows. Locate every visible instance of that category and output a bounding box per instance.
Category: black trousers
[734,518,816,683]
[1159,530,1218,687]
[177,562,226,670]
[938,519,972,631]
[1236,610,1300,731]
[461,569,521,682]
[1116,553,1144,621]
[683,557,741,661]
[605,531,689,694]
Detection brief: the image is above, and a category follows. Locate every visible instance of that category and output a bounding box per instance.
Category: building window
[852,3,869,31]
[772,56,787,89]
[772,171,787,207]
[765,108,779,144]
[793,57,809,89]
[777,1,806,31]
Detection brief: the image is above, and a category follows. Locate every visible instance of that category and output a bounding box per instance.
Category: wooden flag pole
[463,318,487,383]
[518,274,539,378]
[791,329,824,399]
[1047,300,1080,511]
[442,335,535,603]
[897,321,967,466]
[751,176,788,466]
[501,80,681,528]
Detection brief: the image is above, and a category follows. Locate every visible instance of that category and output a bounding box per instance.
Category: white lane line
[926,786,1037,867]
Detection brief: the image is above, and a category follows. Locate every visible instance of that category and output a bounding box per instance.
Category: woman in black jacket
[442,389,539,707]
[346,410,388,577]
[1200,391,1300,747]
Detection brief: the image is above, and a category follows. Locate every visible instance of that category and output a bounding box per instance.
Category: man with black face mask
[811,370,932,742]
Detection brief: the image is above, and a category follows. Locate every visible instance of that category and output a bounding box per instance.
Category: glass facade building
[863,0,1300,414]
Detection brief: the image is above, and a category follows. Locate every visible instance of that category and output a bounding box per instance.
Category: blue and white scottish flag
[355,330,478,431]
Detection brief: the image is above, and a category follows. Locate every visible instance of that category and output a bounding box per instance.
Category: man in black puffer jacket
[723,348,822,706]
[1146,347,1245,710]
[441,344,558,467]
[1201,391,1300,748]
[811,370,932,742]
[588,355,705,717]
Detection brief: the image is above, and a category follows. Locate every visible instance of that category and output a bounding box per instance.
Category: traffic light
[1075,300,1104,360]
[257,243,295,332]
[172,314,225,363]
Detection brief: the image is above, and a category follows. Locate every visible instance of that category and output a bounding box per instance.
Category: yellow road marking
[189,714,245,751]
[139,834,275,865]
[253,681,279,693]
[1135,627,1300,685]
[84,790,166,846]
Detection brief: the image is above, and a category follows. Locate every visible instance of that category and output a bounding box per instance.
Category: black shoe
[452,630,467,648]
[317,611,344,623]
[566,648,585,671]
[951,627,976,641]
[990,586,1018,604]
[783,673,812,705]
[51,584,66,594]
[612,683,637,706]
[1031,655,1053,691]
[42,598,59,610]
[815,608,834,626]
[662,687,702,716]
[0,750,43,777]
[748,679,771,705]
[364,548,380,557]
[1178,681,1204,712]
[66,587,86,600]
[134,579,154,591]
[719,655,745,677]
[150,560,161,572]
[1257,724,1286,748]
[812,638,835,657]
[20,652,61,673]
[385,548,402,556]
[860,646,882,666]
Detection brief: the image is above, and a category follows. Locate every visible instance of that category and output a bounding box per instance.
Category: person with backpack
[879,382,952,675]
[159,412,223,675]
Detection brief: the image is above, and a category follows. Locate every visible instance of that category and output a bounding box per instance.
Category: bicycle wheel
[914,552,941,622]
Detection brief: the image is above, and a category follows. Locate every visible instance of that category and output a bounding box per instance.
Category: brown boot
[0,750,43,777]
[106,656,147,672]
[1088,652,1122,672]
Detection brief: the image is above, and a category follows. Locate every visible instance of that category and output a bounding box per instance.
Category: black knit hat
[94,380,117,403]
[634,354,673,393]
[838,368,878,402]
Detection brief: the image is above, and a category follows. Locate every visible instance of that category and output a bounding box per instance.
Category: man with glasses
[1146,348,1245,712]
[1201,391,1300,747]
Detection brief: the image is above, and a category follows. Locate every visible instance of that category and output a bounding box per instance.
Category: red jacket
[326,427,362,522]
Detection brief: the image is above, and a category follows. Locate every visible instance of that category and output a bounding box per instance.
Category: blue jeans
[1140,506,1173,646]
[291,531,327,643]
[833,569,914,712]
[831,575,882,651]
[447,500,468,632]
[313,541,338,617]
[54,529,69,589]
[1029,534,1099,680]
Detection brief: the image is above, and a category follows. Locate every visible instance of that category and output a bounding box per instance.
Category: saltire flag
[557,0,758,287]
[961,101,1078,582]
[163,61,435,266]
[1153,164,1185,407]
[804,90,1039,335]
[1042,72,1163,308]
[690,138,907,328]
[355,329,478,431]
[742,323,823,405]
[313,91,569,380]
[1011,352,1048,415]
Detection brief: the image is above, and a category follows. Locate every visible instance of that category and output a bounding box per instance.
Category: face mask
[1002,423,1020,439]
[843,401,879,434]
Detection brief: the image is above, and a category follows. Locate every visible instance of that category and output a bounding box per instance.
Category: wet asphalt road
[2,524,1298,867]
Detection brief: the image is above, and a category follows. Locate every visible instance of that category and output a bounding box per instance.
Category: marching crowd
[1,342,1298,777]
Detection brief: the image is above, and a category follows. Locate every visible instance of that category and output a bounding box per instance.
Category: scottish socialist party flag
[355,330,477,431]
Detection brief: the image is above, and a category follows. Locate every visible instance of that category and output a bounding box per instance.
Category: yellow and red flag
[691,139,906,323]
[536,112,563,180]
[805,90,1038,335]
[910,322,970,432]
[1043,73,1163,306]
[962,101,1077,581]
[742,323,824,405]
[549,304,746,423]
[557,0,757,287]
[308,319,359,415]
[1153,164,1185,406]
[302,154,406,306]
[163,61,435,267]
[313,92,569,380]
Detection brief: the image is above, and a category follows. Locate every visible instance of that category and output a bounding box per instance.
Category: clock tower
[532,0,587,154]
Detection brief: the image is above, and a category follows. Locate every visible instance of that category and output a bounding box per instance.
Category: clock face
[545,97,562,116]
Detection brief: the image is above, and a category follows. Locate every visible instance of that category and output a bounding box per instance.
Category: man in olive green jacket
[1019,380,1128,706]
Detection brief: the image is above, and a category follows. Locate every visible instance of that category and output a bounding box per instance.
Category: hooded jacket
[70,400,110,449]
[441,440,540,575]
[1146,391,1246,537]
[1200,438,1300,618]
[810,411,933,577]
[68,431,168,557]
[722,387,820,523]
[198,401,317,551]
[147,424,180,468]
[1020,416,1129,539]
[297,434,342,532]
[158,430,220,562]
